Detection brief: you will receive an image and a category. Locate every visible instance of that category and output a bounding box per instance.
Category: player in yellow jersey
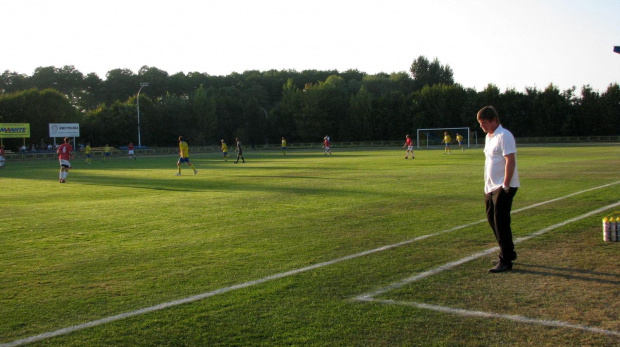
[84,142,92,164]
[456,133,465,152]
[220,139,229,161]
[176,136,198,175]
[442,132,452,154]
[103,144,111,161]
[281,137,287,156]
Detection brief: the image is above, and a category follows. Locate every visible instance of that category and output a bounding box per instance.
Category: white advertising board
[49,123,80,138]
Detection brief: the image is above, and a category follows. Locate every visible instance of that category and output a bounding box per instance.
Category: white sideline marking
[366,299,620,337]
[354,201,620,337]
[1,182,618,347]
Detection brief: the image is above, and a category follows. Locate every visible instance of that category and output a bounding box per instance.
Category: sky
[2,0,619,93]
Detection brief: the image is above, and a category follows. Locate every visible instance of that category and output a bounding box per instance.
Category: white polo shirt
[483,125,520,194]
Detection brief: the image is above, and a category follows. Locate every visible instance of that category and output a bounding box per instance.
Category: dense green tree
[79,73,105,112]
[1,63,618,147]
[599,83,620,135]
[138,66,170,99]
[190,84,217,145]
[104,69,137,105]
[0,70,29,93]
[0,88,79,150]
[347,85,373,140]
[409,56,454,91]
[274,78,302,142]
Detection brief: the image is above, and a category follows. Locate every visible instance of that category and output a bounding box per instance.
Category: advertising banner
[0,123,31,138]
[49,123,80,138]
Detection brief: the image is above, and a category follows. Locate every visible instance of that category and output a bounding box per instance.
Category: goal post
[416,127,473,149]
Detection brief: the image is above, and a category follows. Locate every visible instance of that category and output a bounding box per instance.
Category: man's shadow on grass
[513,263,620,285]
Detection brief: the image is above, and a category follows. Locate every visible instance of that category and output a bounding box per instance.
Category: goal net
[416,127,474,149]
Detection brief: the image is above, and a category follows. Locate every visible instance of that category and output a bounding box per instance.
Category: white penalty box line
[2,182,619,347]
[354,200,620,337]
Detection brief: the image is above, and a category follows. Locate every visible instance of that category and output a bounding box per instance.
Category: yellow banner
[0,123,30,138]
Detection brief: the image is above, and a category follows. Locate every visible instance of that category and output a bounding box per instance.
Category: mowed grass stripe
[0,146,618,346]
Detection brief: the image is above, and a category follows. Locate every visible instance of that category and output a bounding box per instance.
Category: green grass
[1,145,619,346]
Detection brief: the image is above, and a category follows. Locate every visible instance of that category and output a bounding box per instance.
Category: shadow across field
[73,172,390,198]
[513,263,620,285]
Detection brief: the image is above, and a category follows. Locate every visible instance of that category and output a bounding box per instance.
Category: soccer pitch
[1,145,619,346]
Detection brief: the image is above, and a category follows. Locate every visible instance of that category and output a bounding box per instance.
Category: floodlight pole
[137,83,149,147]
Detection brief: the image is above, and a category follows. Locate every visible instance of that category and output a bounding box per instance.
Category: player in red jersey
[322,136,332,155]
[128,142,136,160]
[56,137,74,183]
[0,145,5,168]
[403,134,415,159]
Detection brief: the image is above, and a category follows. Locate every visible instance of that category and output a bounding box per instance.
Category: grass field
[1,145,619,346]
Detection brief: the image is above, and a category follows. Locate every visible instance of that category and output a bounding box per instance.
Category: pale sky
[3,0,619,92]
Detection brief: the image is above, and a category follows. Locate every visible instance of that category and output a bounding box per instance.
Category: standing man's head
[64,137,71,144]
[477,106,500,135]
[179,136,184,142]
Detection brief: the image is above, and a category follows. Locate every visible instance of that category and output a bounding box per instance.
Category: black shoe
[488,261,512,273]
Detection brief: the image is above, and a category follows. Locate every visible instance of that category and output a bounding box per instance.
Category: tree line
[0,56,618,151]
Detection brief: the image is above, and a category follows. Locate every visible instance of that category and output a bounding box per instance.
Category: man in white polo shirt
[477,106,520,273]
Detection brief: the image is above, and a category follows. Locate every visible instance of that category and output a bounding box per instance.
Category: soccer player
[442,132,452,154]
[477,106,520,273]
[57,137,74,183]
[103,144,111,162]
[0,145,5,168]
[281,137,287,156]
[456,133,465,152]
[128,142,136,160]
[84,142,92,164]
[234,138,245,164]
[323,136,332,155]
[220,139,229,161]
[176,136,198,175]
[403,134,414,159]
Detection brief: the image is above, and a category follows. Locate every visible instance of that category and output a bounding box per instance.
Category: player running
[57,137,74,183]
[176,136,198,175]
[403,134,415,159]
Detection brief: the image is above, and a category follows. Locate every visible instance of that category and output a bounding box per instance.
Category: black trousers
[485,187,518,263]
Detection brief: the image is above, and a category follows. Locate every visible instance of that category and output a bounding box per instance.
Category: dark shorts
[178,157,191,163]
